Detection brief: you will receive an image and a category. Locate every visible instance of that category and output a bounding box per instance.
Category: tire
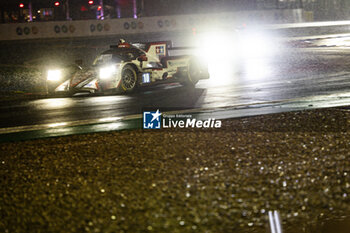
[119,65,138,93]
[180,58,205,87]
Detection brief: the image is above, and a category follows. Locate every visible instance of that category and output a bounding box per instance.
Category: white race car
[46,39,209,95]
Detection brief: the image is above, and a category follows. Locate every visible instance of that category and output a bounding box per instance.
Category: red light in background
[19,3,24,8]
[88,0,94,5]
[54,1,60,6]
[97,6,102,11]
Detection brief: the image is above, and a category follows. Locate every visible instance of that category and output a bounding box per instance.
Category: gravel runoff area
[1,108,350,233]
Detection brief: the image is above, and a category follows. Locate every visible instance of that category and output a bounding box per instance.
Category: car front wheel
[119,65,138,93]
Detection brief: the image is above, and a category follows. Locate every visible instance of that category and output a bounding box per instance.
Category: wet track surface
[2,43,350,129]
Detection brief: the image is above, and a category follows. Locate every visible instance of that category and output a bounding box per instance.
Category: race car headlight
[99,65,116,80]
[47,69,62,81]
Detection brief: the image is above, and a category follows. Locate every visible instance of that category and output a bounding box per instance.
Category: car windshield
[93,48,144,66]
